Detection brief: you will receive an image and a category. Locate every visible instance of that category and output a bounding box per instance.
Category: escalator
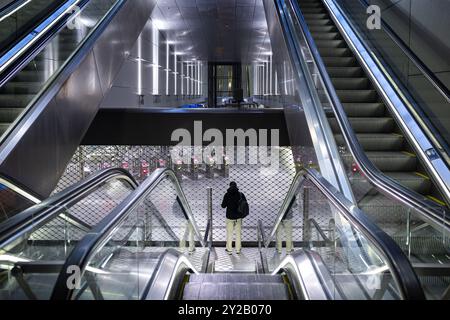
[0,0,71,56]
[0,168,137,299]
[23,167,419,300]
[0,0,155,205]
[269,0,450,299]
[296,0,446,208]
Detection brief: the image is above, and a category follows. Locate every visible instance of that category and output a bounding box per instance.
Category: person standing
[221,181,247,255]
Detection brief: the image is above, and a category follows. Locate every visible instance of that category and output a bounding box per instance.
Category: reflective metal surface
[271,249,336,300]
[0,0,155,198]
[143,248,199,300]
[322,0,450,207]
[50,168,205,300]
[264,0,355,202]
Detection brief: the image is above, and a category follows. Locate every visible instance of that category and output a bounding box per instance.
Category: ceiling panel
[151,0,271,62]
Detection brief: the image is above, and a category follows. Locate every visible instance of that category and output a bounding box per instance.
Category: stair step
[368,152,418,172]
[327,67,364,77]
[183,283,290,300]
[329,117,395,133]
[308,25,337,33]
[334,133,404,151]
[341,103,386,117]
[314,39,346,47]
[331,77,370,90]
[336,89,379,103]
[318,47,352,57]
[10,71,44,82]
[303,13,329,19]
[299,3,323,9]
[300,7,326,14]
[323,56,357,67]
[304,19,333,26]
[0,82,42,94]
[311,32,341,40]
[188,274,283,284]
[0,94,34,107]
[0,123,10,135]
[358,191,432,223]
[0,108,24,123]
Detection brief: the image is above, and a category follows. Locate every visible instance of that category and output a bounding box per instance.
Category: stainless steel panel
[0,0,156,197]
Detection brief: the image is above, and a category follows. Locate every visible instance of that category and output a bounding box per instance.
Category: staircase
[182,274,292,300]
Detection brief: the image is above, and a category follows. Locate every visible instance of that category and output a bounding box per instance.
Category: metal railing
[50,168,205,300]
[266,167,425,299]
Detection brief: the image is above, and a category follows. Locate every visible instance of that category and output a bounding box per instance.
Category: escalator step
[188,274,284,284]
[341,103,386,117]
[323,57,358,67]
[318,47,352,57]
[0,82,42,94]
[331,77,370,90]
[334,133,404,151]
[300,8,327,14]
[0,123,10,135]
[336,89,379,103]
[327,67,364,77]
[314,39,346,47]
[0,94,34,107]
[366,152,418,172]
[308,25,337,33]
[0,108,24,123]
[304,19,333,26]
[329,117,395,133]
[183,283,290,300]
[9,71,44,82]
[303,13,329,20]
[311,32,341,40]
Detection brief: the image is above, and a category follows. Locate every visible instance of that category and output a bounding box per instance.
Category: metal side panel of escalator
[0,0,156,200]
[295,0,447,208]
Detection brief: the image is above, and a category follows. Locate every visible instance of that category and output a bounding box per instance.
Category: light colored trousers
[180,221,195,252]
[276,219,293,253]
[226,218,242,252]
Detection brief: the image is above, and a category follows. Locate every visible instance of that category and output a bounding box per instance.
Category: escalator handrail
[0,167,138,247]
[286,0,450,230]
[265,169,305,247]
[0,0,86,75]
[50,168,205,300]
[305,168,425,300]
[271,249,338,300]
[265,167,425,299]
[0,0,27,17]
[141,248,199,300]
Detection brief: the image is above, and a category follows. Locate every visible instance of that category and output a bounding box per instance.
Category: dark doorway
[208,62,242,107]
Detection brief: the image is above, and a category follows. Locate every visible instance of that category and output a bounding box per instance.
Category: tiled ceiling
[152,0,272,62]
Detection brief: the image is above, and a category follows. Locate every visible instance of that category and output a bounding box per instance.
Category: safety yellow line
[426,195,446,206]
[402,151,416,157]
[414,172,430,180]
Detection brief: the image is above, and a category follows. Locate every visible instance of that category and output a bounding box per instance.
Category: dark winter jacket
[221,186,247,219]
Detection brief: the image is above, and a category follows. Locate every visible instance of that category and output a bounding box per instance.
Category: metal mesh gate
[54,146,297,242]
